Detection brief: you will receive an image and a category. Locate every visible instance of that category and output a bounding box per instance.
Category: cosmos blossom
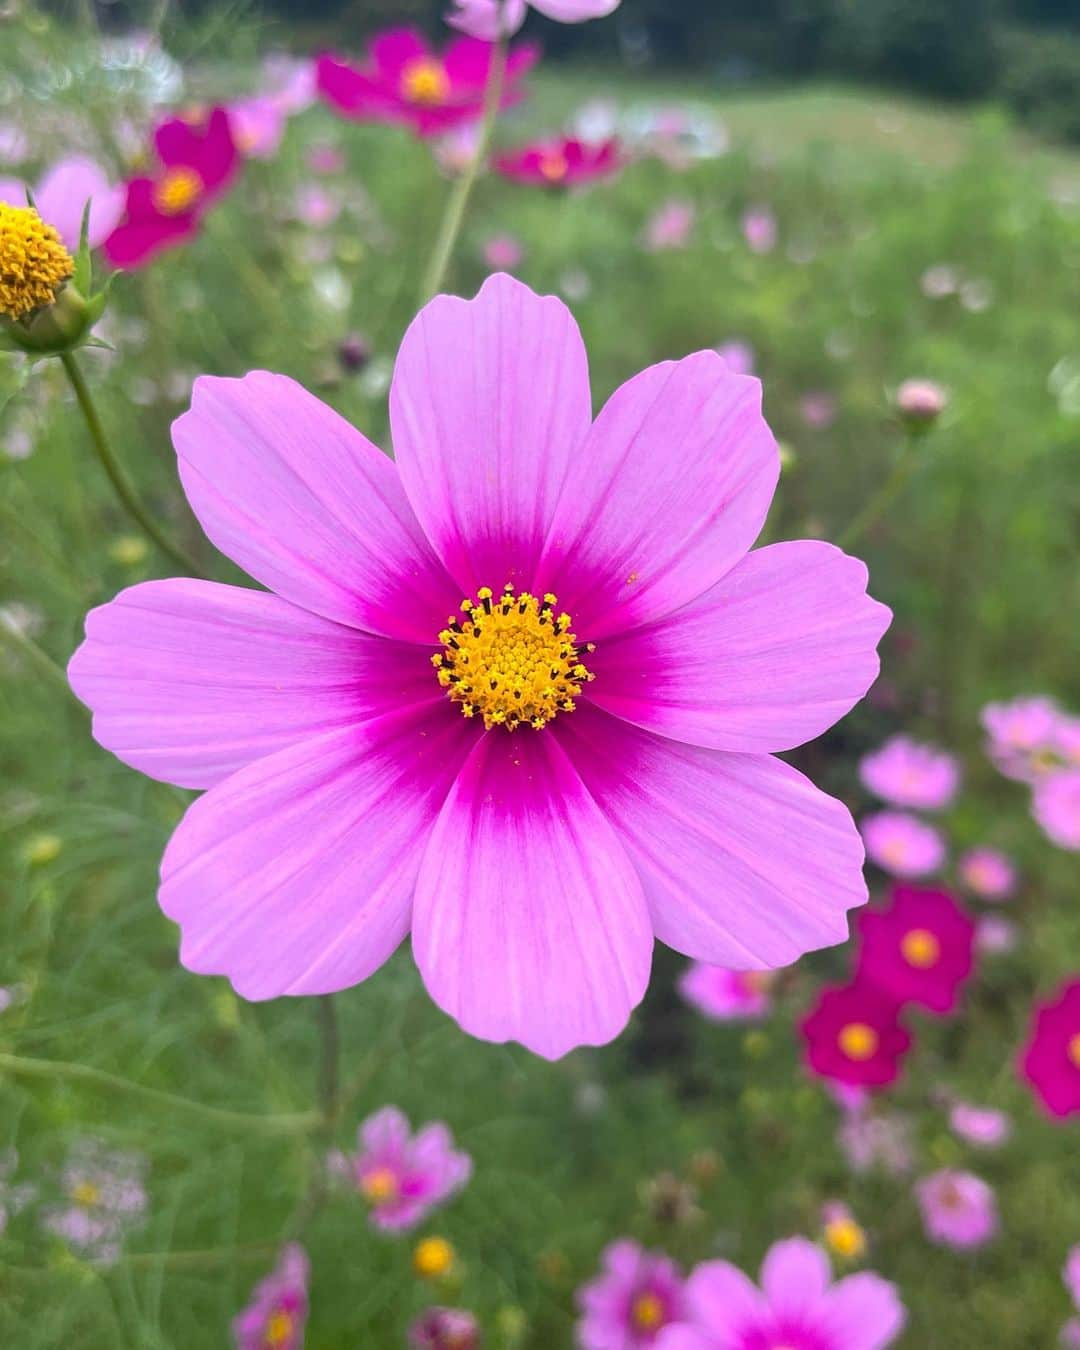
[957,847,1016,901]
[577,1240,685,1348]
[409,1307,481,1349]
[342,1107,471,1232]
[494,135,621,188]
[915,1170,998,1250]
[483,233,524,270]
[1033,770,1080,851]
[233,1244,309,1350]
[858,735,959,811]
[42,1137,148,1264]
[861,811,945,879]
[948,1102,1011,1149]
[104,108,239,268]
[643,199,696,252]
[980,695,1075,782]
[317,28,539,138]
[68,274,890,1060]
[655,1237,905,1350]
[855,885,975,1016]
[801,983,913,1090]
[678,964,775,1021]
[1019,977,1080,1119]
[742,206,777,255]
[447,0,621,40]
[228,95,288,159]
[0,156,125,252]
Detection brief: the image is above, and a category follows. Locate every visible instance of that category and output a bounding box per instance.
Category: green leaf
[73,200,93,296]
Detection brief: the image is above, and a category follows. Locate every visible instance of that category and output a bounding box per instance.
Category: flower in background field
[232,1244,309,1350]
[293,183,341,228]
[715,341,754,376]
[948,1102,1012,1149]
[643,199,695,252]
[447,0,621,39]
[920,263,959,299]
[855,885,975,1016]
[915,1170,998,1250]
[655,1237,905,1350]
[957,847,1016,901]
[42,1137,148,1264]
[577,1239,684,1348]
[802,984,912,1090]
[306,141,345,175]
[838,1109,913,1176]
[69,274,890,1059]
[1066,1247,1080,1310]
[980,695,1076,782]
[483,232,524,270]
[861,811,945,879]
[895,378,948,429]
[822,1201,868,1262]
[495,135,621,187]
[799,391,837,430]
[317,28,539,138]
[228,95,288,160]
[105,108,239,268]
[261,53,317,114]
[0,157,125,253]
[858,735,959,811]
[742,205,777,254]
[678,964,774,1021]
[408,1307,481,1349]
[345,1107,471,1232]
[1033,770,1080,851]
[414,1236,457,1281]
[1019,978,1080,1119]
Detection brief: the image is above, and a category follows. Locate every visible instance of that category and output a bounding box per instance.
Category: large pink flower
[68,275,890,1060]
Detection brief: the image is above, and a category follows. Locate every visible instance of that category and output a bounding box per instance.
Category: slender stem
[58,351,207,578]
[0,617,80,705]
[837,430,922,552]
[418,30,508,304]
[0,1053,319,1135]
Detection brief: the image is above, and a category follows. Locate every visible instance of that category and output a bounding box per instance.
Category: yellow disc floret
[631,1293,665,1331]
[413,1235,456,1279]
[152,166,204,216]
[0,203,74,321]
[433,584,595,732]
[838,1022,878,1062]
[900,927,940,969]
[401,57,451,105]
[824,1216,867,1260]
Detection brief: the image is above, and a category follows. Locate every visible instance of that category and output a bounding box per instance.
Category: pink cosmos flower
[948,1102,1011,1149]
[1064,1321,1080,1350]
[838,1109,913,1176]
[42,1137,148,1264]
[68,274,890,1060]
[643,199,696,252]
[1065,1246,1080,1309]
[1034,770,1080,851]
[228,96,288,160]
[975,914,1017,955]
[678,964,774,1021]
[0,156,125,252]
[409,1307,480,1349]
[345,1107,471,1231]
[495,135,621,187]
[858,735,959,811]
[742,206,777,255]
[895,379,948,426]
[915,1170,998,1250]
[317,28,539,138]
[799,392,837,430]
[957,847,1016,901]
[104,108,239,268]
[715,341,754,377]
[293,183,340,228]
[801,983,913,1090]
[447,0,620,39]
[980,695,1070,782]
[855,885,975,1016]
[861,811,945,879]
[577,1239,685,1348]
[261,53,318,114]
[483,232,525,270]
[233,1244,309,1350]
[654,1237,905,1350]
[1019,978,1080,1119]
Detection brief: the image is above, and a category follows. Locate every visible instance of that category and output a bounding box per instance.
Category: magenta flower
[42,1137,148,1264]
[858,735,959,811]
[0,155,125,251]
[578,1239,685,1348]
[643,199,696,252]
[678,964,774,1021]
[345,1107,470,1231]
[447,0,620,39]
[915,1170,998,1250]
[317,28,539,138]
[855,885,975,1016]
[981,695,1071,782]
[861,811,945,879]
[1019,978,1080,1119]
[801,983,912,1090]
[409,1307,481,1349]
[104,108,239,269]
[233,1244,309,1350]
[1034,770,1080,851]
[948,1102,1011,1149]
[957,847,1016,901]
[654,1237,905,1350]
[742,206,777,255]
[495,135,621,187]
[68,274,890,1059]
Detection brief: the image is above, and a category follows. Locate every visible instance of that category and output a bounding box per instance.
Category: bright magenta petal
[68,579,432,789]
[390,273,592,595]
[412,728,652,1059]
[540,352,779,639]
[588,541,891,752]
[173,372,459,641]
[159,707,476,999]
[560,705,866,967]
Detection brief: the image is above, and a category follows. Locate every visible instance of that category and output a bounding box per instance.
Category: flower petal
[759,1238,831,1319]
[68,578,432,790]
[412,727,652,1059]
[683,1259,767,1342]
[559,705,867,968]
[819,1273,906,1350]
[539,352,779,640]
[159,705,476,999]
[173,371,458,640]
[390,273,592,596]
[36,156,126,252]
[587,541,891,752]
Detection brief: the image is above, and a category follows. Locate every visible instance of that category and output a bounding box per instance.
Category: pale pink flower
[895,379,948,426]
[0,155,125,251]
[228,96,288,159]
[678,963,774,1021]
[838,1110,913,1176]
[916,1170,998,1250]
[447,0,620,38]
[948,1102,1011,1148]
[715,341,754,377]
[293,183,340,228]
[800,391,837,430]
[577,1239,685,1348]
[306,142,345,175]
[981,695,1067,782]
[957,847,1016,901]
[858,735,959,811]
[1065,1245,1080,1308]
[861,811,946,878]
[42,1138,148,1264]
[483,233,524,270]
[346,1107,471,1232]
[975,915,1017,955]
[742,206,777,255]
[1034,770,1080,851]
[643,199,695,252]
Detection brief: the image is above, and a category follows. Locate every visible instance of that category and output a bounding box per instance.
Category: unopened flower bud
[895,379,948,430]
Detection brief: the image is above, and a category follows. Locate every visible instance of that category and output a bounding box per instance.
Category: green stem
[58,351,207,578]
[418,30,508,304]
[0,617,80,705]
[837,430,922,552]
[0,1053,319,1135]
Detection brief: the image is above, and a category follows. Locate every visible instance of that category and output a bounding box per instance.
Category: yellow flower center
[0,203,74,321]
[413,1235,455,1278]
[900,927,940,969]
[1068,1033,1080,1071]
[838,1022,878,1061]
[152,166,204,216]
[540,152,569,182]
[401,57,450,105]
[265,1309,294,1347]
[631,1292,665,1331]
[70,1180,102,1208]
[360,1166,399,1203]
[824,1217,867,1259]
[433,585,595,732]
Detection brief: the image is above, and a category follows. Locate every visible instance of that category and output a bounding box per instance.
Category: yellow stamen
[631,1292,665,1331]
[70,1180,102,1208]
[838,1022,878,1062]
[413,1235,455,1279]
[0,203,74,321]
[539,152,569,182]
[435,584,595,732]
[360,1166,399,1204]
[1068,1033,1080,1071]
[152,166,204,216]
[401,57,450,105]
[265,1308,294,1347]
[900,927,940,968]
[824,1216,867,1260]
